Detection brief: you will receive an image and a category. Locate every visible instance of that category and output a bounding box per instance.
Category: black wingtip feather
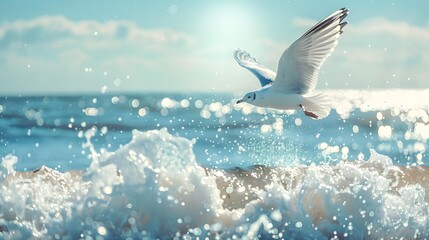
[339,21,348,34]
[302,8,349,38]
[340,12,349,22]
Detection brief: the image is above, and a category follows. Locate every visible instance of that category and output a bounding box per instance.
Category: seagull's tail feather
[301,93,331,119]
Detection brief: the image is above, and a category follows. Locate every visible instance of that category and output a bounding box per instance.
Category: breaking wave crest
[1,129,428,239]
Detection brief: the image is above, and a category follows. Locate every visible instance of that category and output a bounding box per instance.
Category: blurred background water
[1,89,428,171]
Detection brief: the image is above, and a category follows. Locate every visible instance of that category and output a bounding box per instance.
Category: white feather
[233,49,275,87]
[271,8,348,94]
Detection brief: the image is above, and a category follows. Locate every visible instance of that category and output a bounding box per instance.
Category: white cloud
[0,16,202,94]
[352,18,429,41]
[0,16,194,49]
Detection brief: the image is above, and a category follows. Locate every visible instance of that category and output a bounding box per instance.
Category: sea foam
[0,128,428,239]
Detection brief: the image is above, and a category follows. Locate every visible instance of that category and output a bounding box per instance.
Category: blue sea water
[1,90,428,171]
[1,89,429,239]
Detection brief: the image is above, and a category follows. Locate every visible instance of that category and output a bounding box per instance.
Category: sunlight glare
[203,5,256,44]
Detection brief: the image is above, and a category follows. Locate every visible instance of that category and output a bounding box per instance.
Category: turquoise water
[1,90,427,171]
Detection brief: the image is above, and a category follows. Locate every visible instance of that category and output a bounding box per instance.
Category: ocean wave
[1,128,428,239]
[1,90,428,170]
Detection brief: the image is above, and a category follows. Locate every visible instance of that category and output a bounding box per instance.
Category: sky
[0,0,428,95]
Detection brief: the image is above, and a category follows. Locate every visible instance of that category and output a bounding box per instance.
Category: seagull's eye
[248,96,251,98]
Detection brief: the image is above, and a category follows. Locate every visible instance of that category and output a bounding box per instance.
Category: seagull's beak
[236,99,243,104]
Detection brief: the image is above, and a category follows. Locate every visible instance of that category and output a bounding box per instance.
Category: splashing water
[0,128,428,239]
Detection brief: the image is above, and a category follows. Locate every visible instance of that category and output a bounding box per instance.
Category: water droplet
[294,118,302,126]
[97,226,107,236]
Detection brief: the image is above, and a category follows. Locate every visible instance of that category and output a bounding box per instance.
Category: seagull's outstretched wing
[271,8,348,94]
[233,49,276,87]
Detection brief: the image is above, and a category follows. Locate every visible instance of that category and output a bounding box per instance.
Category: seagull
[235,8,348,119]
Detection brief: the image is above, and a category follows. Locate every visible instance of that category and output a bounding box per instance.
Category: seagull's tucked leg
[300,104,319,119]
[300,94,331,119]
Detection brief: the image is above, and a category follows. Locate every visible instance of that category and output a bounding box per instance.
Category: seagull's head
[236,92,256,104]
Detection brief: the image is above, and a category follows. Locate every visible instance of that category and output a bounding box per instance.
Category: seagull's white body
[235,8,348,119]
[250,88,303,109]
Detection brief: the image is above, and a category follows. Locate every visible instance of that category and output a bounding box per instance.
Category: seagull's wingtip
[339,8,349,22]
[339,21,348,33]
[234,48,244,57]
